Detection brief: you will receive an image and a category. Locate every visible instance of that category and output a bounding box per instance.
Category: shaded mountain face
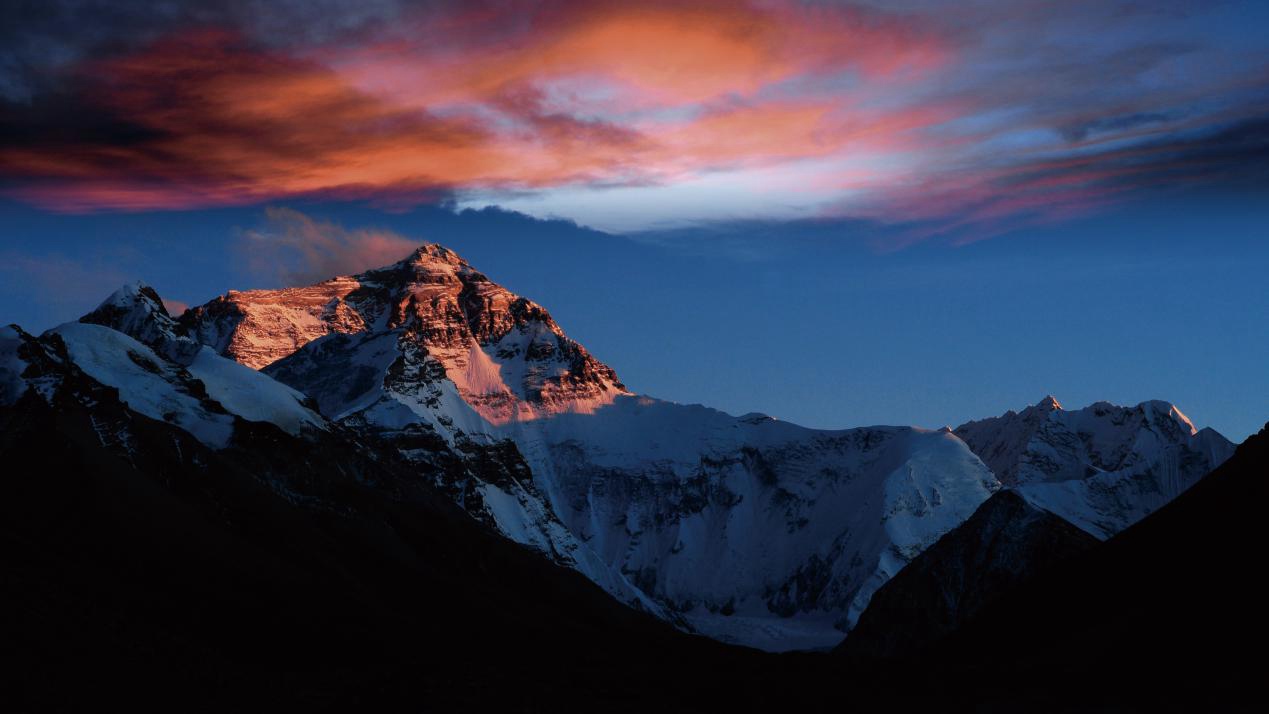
[836,490,1100,659]
[916,423,1269,710]
[178,246,1003,650]
[955,396,1234,538]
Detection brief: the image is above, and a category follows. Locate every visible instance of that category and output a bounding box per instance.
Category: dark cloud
[1060,112,1174,142]
[1,0,1266,239]
[998,117,1269,199]
[0,0,408,101]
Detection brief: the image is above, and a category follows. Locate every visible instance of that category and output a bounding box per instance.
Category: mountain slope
[836,489,1099,659]
[955,396,1234,538]
[920,423,1269,709]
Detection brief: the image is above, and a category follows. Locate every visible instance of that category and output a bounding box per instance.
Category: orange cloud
[340,1,945,109]
[0,2,951,213]
[242,206,421,285]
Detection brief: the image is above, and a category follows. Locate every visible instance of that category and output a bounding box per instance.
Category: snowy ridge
[49,322,326,446]
[81,282,201,364]
[50,323,238,448]
[186,347,326,437]
[955,396,1235,539]
[3,289,329,449]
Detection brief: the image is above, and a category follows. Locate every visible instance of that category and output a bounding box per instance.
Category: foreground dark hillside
[838,423,1269,711]
[929,422,1269,703]
[839,489,1102,659]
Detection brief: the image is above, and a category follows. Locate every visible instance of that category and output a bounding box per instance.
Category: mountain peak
[94,281,169,317]
[401,243,465,269]
[81,281,176,337]
[183,243,627,422]
[1142,399,1198,436]
[1035,395,1062,411]
[80,282,201,364]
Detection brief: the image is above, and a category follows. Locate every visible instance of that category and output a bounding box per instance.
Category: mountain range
[4,242,1260,711]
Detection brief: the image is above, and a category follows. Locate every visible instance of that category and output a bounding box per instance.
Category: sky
[1,0,1267,440]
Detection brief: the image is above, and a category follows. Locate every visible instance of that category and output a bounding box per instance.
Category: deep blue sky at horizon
[2,190,1265,442]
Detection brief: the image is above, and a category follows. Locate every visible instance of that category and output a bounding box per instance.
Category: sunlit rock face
[180,245,626,425]
[954,396,1235,539]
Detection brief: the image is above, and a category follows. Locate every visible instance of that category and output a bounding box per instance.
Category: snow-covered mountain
[180,245,1003,650]
[3,294,325,451]
[28,244,1234,652]
[954,396,1235,539]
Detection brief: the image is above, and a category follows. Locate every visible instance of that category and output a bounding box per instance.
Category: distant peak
[1142,399,1198,436]
[1036,395,1062,411]
[88,282,169,319]
[79,282,202,364]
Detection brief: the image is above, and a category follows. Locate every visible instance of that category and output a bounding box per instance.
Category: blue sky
[1,1,1266,440]
[2,188,1265,441]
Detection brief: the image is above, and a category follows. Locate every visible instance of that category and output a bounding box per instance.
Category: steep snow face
[955,396,1235,539]
[502,397,1000,650]
[186,347,325,437]
[71,285,328,442]
[204,245,1004,651]
[49,323,237,448]
[80,282,199,364]
[20,319,324,449]
[183,245,626,425]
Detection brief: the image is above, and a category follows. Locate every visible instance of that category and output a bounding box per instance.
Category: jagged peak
[81,281,175,330]
[400,243,466,268]
[1035,395,1063,411]
[1140,399,1198,436]
[345,243,475,286]
[80,282,203,365]
[92,281,169,316]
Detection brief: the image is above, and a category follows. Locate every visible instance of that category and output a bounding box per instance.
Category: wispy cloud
[241,206,417,284]
[161,298,189,317]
